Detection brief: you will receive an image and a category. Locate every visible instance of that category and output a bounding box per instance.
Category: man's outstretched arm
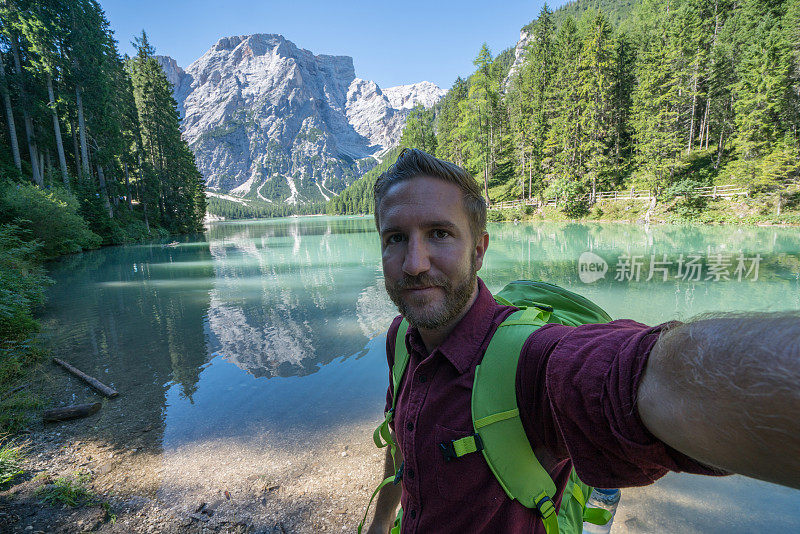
[638,312,800,489]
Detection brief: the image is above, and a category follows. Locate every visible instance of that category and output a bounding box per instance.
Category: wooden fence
[489,183,752,210]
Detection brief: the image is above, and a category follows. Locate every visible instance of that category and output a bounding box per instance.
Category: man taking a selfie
[362,149,800,533]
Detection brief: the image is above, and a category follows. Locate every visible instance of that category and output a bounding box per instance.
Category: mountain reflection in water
[205,217,396,378]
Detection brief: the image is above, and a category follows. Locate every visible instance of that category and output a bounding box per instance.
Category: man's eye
[432,229,450,239]
[386,234,405,244]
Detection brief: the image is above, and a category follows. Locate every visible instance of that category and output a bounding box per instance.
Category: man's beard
[385,254,478,330]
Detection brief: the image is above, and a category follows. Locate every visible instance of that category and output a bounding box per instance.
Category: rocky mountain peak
[383,81,446,110]
[155,55,186,90]
[157,34,443,204]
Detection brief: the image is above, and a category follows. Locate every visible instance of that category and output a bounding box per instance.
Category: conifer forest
[0,0,205,430]
[327,0,800,218]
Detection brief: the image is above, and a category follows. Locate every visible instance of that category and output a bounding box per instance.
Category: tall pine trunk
[23,116,41,185]
[0,53,21,170]
[76,85,90,176]
[483,167,489,206]
[138,152,151,234]
[715,125,725,170]
[96,164,113,218]
[11,38,42,186]
[528,163,532,203]
[71,120,81,177]
[700,98,710,149]
[704,0,720,152]
[688,50,699,154]
[47,74,70,187]
[124,162,133,211]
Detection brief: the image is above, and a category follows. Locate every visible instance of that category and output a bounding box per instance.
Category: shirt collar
[406,278,499,374]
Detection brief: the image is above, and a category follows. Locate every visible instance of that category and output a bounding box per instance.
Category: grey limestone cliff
[157,34,444,204]
[503,28,532,89]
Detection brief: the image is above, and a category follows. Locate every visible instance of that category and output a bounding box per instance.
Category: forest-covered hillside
[527,0,641,29]
[328,0,799,219]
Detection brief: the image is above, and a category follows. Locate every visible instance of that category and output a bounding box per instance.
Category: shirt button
[406,422,414,432]
[407,468,415,478]
[409,509,417,519]
[418,375,427,383]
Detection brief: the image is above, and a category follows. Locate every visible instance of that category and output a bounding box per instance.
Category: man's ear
[474,231,489,271]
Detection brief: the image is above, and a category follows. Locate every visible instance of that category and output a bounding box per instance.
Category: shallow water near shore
[39,216,800,532]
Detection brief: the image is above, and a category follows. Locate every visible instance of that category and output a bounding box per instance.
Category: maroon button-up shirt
[385,278,722,533]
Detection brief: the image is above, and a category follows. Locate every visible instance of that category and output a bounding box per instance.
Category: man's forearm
[638,312,800,489]
[366,446,402,533]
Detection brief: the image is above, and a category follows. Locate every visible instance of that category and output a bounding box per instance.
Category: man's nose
[403,235,430,276]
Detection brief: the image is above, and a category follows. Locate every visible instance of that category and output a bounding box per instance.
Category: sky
[102,0,567,91]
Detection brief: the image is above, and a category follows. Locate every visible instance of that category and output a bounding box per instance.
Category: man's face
[378,176,488,331]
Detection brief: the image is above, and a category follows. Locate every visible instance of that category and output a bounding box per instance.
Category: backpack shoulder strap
[372,319,409,460]
[360,320,409,534]
[473,308,561,534]
[391,319,410,411]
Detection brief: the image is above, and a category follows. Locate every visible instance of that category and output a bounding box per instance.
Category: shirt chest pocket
[434,423,496,503]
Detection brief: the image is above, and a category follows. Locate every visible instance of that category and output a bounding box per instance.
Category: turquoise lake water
[41,216,800,532]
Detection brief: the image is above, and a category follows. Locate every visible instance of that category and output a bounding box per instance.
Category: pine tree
[545,16,587,210]
[610,31,635,182]
[127,31,205,232]
[399,104,437,154]
[17,0,70,186]
[726,1,799,190]
[578,11,617,201]
[630,0,685,192]
[508,3,555,201]
[435,77,468,167]
[458,44,498,204]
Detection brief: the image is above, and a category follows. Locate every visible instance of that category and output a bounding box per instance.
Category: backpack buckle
[534,493,556,519]
[439,433,484,462]
[439,441,457,462]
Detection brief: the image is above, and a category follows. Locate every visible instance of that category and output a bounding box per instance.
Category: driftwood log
[52,358,118,397]
[43,402,101,422]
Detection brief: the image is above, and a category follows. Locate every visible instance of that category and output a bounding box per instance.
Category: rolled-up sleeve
[517,320,726,488]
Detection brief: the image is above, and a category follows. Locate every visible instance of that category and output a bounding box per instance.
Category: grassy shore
[488,191,800,226]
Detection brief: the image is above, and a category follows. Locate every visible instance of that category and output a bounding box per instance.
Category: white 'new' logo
[578,252,608,283]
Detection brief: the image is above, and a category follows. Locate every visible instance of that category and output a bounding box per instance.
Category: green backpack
[359,281,614,534]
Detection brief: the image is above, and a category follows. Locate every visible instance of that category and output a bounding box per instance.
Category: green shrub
[486,210,505,222]
[0,224,49,433]
[0,225,49,341]
[0,439,24,488]
[558,182,591,218]
[36,473,96,507]
[0,182,101,257]
[0,346,43,433]
[665,176,710,220]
